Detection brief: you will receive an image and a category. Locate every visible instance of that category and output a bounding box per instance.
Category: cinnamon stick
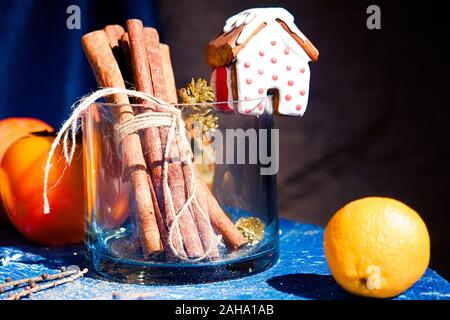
[127,19,207,258]
[148,174,172,254]
[176,128,247,251]
[159,43,178,104]
[198,173,248,250]
[145,27,221,258]
[183,160,220,258]
[81,30,163,257]
[125,19,184,258]
[104,26,153,240]
[142,25,206,259]
[103,25,131,86]
[144,28,168,100]
[104,25,125,48]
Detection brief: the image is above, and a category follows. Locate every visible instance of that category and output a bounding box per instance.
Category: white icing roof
[223,7,308,45]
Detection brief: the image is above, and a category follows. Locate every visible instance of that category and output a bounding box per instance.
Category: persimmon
[0,132,84,245]
[0,117,53,161]
[0,118,53,225]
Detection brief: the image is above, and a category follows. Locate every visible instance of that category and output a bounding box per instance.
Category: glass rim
[96,95,273,108]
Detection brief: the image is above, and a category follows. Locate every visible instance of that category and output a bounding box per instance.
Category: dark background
[0,0,449,279]
[160,0,450,280]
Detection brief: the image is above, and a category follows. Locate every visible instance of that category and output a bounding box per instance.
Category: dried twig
[0,266,79,293]
[6,268,88,300]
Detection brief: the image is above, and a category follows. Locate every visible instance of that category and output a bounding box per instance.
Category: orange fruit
[324,197,430,298]
[0,133,84,245]
[0,117,53,162]
[0,118,53,225]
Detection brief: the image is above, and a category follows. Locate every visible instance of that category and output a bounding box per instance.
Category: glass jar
[82,97,279,284]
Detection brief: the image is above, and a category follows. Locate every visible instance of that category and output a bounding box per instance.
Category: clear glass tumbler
[82,97,279,284]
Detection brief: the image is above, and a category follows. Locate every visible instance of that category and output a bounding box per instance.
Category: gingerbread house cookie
[206,8,319,116]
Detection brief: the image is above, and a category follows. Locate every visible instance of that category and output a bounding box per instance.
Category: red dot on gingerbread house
[300,90,306,96]
[300,67,305,73]
[286,65,292,71]
[288,80,294,86]
[271,57,277,64]
[259,50,265,57]
[296,105,302,111]
[245,109,251,114]
[271,40,277,46]
[246,78,252,85]
[285,95,292,101]
[258,69,264,75]
[258,88,265,94]
[257,103,264,111]
[272,75,278,81]
[284,48,290,55]
[244,62,251,68]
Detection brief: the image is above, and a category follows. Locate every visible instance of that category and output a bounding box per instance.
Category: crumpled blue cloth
[0,219,449,300]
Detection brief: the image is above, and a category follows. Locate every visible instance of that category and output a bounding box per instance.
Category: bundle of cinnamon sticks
[81,20,247,260]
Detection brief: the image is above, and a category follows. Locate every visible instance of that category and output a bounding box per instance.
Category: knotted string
[43,88,220,261]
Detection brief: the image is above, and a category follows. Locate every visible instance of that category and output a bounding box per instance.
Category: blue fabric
[0,0,160,127]
[0,219,449,300]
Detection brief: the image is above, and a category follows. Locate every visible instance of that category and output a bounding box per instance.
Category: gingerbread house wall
[234,23,312,116]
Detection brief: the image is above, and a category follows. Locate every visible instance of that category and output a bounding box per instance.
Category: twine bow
[43,88,219,261]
